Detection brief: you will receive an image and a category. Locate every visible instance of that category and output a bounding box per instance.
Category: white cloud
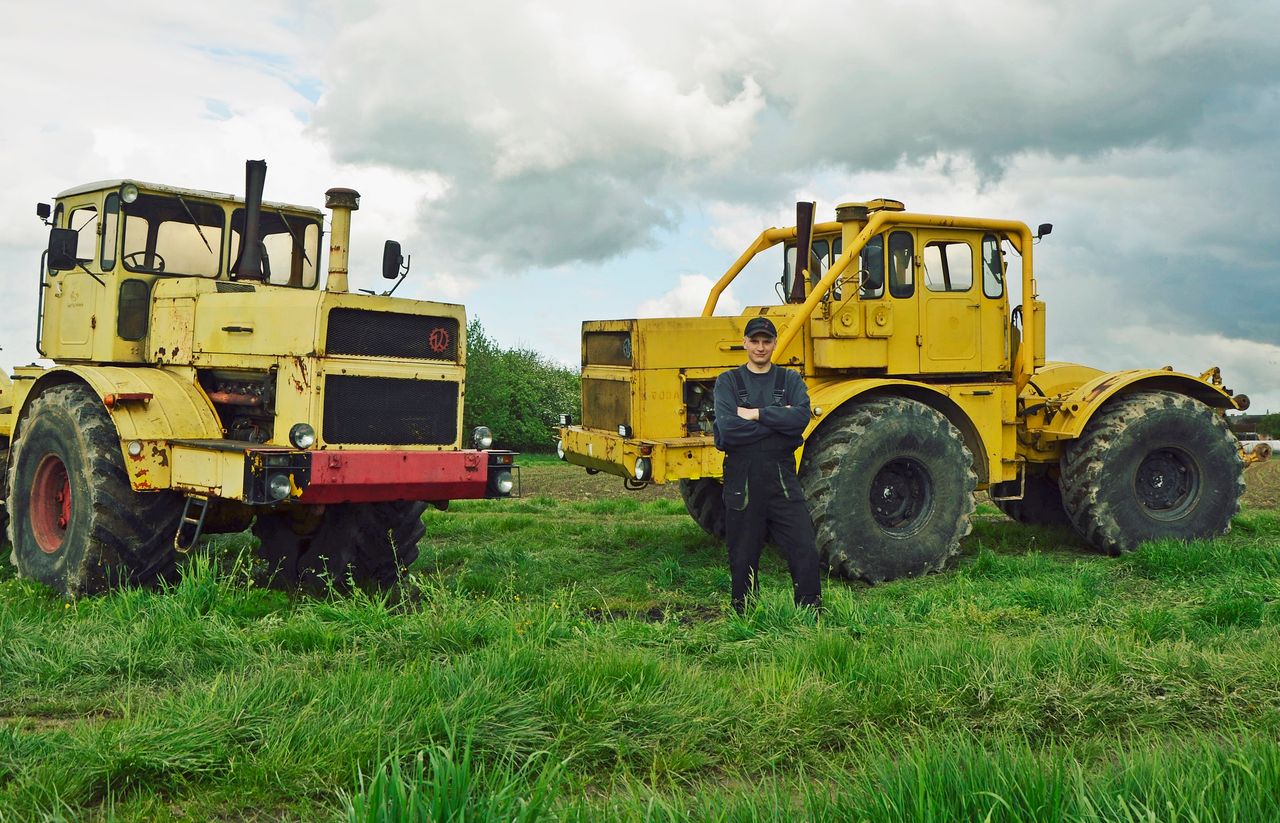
[637,275,741,318]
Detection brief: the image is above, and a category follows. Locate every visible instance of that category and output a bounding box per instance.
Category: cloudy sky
[3,0,1278,411]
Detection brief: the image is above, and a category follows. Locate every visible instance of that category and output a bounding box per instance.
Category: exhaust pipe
[231,160,268,282]
[324,187,360,293]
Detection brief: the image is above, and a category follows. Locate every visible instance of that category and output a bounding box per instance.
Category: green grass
[2,495,1280,821]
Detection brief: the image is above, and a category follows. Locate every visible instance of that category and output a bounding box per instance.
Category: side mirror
[382,240,403,280]
[47,227,78,272]
[36,203,51,222]
[1036,223,1053,239]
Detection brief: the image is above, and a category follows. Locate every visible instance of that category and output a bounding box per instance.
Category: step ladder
[175,495,210,553]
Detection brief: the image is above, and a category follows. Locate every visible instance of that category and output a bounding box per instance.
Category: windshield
[231,208,321,288]
[121,193,224,277]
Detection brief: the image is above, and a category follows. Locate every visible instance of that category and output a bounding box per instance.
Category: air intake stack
[324,187,360,293]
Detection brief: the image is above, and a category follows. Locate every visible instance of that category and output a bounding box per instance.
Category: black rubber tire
[799,397,976,583]
[1059,390,1244,554]
[679,478,726,541]
[991,468,1070,527]
[252,501,427,594]
[6,384,182,596]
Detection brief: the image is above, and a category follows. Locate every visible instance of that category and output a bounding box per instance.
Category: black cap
[743,317,777,338]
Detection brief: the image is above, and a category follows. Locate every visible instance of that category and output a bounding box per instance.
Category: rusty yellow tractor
[0,160,516,597]
[558,199,1256,582]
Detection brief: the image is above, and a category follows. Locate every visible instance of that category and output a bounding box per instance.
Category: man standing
[713,317,822,615]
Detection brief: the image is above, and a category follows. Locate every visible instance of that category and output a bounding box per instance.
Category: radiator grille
[323,375,458,445]
[584,332,632,366]
[326,308,459,361]
[582,378,631,431]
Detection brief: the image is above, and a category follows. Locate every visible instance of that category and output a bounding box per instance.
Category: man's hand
[737,407,760,421]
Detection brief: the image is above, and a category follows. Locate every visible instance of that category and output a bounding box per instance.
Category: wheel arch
[804,379,989,482]
[1040,369,1240,442]
[16,366,223,491]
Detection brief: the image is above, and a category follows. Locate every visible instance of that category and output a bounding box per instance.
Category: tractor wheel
[6,384,181,596]
[679,478,726,541]
[799,397,976,583]
[1059,390,1244,554]
[991,468,1070,527]
[252,501,427,593]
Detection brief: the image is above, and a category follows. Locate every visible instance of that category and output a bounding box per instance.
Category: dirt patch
[518,454,1280,510]
[519,461,681,502]
[1243,460,1280,510]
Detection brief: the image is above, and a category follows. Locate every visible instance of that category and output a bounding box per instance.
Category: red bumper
[299,449,492,504]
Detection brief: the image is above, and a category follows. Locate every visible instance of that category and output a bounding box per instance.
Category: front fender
[1038,368,1238,442]
[21,366,223,490]
[805,377,994,483]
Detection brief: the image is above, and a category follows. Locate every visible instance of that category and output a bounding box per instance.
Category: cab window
[982,233,1003,298]
[888,231,914,298]
[923,240,973,292]
[100,193,120,270]
[68,205,99,263]
[860,234,885,299]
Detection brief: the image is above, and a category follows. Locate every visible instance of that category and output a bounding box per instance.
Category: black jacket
[712,365,811,451]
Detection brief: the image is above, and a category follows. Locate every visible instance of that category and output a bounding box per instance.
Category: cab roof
[54,179,323,217]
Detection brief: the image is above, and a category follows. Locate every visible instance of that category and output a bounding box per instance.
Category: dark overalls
[713,365,822,614]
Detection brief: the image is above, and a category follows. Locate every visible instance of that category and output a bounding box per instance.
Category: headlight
[267,473,292,501]
[289,423,316,449]
[473,426,493,449]
[120,182,139,204]
[492,469,515,495]
[555,438,566,460]
[634,457,652,482]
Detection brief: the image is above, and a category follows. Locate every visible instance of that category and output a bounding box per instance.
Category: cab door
[916,232,981,373]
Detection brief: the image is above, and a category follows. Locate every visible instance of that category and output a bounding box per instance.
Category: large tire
[252,501,427,593]
[1059,390,1244,554]
[991,468,1070,527]
[6,384,182,596]
[799,397,977,583]
[679,478,726,541]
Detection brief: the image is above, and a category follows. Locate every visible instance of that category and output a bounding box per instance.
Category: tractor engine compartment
[200,369,275,443]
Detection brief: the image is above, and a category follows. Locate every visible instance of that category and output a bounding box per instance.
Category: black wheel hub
[870,457,932,534]
[1134,447,1199,519]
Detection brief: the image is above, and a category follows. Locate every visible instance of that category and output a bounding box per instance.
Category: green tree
[1258,413,1280,439]
[463,318,580,452]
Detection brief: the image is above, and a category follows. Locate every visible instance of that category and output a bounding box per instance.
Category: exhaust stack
[231,160,268,281]
[324,187,360,293]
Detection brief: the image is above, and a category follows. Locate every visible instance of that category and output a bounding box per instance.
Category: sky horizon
[3,0,1277,413]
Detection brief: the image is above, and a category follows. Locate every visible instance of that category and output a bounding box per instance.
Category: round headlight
[634,457,652,482]
[493,469,515,495]
[555,438,566,460]
[267,473,292,501]
[289,423,316,449]
[120,182,139,204]
[473,426,493,449]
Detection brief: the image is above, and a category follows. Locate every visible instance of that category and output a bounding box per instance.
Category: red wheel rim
[31,453,72,554]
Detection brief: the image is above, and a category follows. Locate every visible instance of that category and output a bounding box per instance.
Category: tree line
[462,319,580,453]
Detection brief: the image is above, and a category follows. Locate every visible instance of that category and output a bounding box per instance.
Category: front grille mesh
[582,378,630,431]
[323,375,458,445]
[326,308,459,361]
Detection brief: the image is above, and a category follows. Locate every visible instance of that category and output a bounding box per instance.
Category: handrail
[700,221,843,317]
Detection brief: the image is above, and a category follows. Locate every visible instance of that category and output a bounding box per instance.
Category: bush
[463,318,580,453]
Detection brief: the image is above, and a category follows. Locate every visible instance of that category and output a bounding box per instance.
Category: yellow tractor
[557,200,1255,581]
[1,160,517,597]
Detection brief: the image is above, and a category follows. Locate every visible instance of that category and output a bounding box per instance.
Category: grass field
[2,456,1279,821]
